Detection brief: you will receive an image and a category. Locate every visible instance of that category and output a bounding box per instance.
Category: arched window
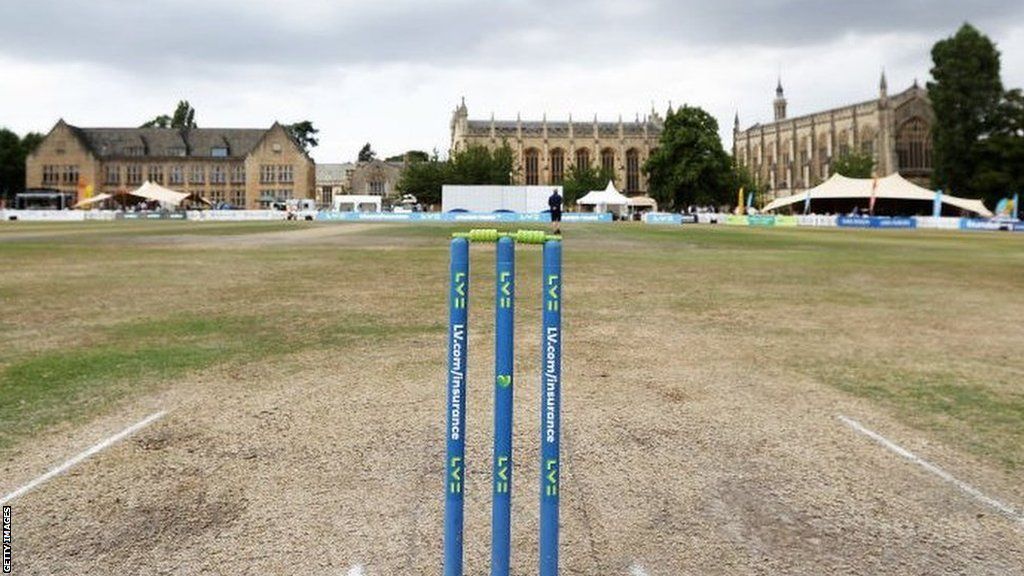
[625,149,640,193]
[896,118,932,173]
[550,148,565,184]
[524,148,540,185]
[574,148,590,172]
[600,148,615,174]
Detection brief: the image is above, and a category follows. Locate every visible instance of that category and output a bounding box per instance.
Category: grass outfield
[1,221,1022,472]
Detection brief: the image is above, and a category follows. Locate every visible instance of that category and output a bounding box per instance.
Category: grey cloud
[0,0,1022,75]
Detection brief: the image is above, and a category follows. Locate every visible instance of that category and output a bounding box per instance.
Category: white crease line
[1,410,168,505]
[346,564,365,576]
[838,414,1024,526]
[629,562,649,576]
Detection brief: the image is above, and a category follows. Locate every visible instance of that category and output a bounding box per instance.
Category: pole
[490,236,515,575]
[539,239,562,576]
[444,237,469,576]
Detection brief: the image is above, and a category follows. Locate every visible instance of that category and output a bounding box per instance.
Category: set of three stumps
[444,229,563,576]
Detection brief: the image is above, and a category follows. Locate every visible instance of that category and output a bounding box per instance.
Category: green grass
[0,220,1021,471]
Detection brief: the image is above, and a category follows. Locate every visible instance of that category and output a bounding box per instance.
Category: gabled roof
[60,121,272,159]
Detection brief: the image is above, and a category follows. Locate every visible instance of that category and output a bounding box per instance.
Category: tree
[973,89,1024,205]
[830,150,875,179]
[358,143,376,163]
[397,151,448,207]
[141,100,198,129]
[732,163,762,208]
[447,144,514,185]
[397,144,516,208]
[928,24,1003,196]
[0,129,44,204]
[644,105,734,209]
[286,120,319,152]
[561,164,613,206]
[386,150,430,163]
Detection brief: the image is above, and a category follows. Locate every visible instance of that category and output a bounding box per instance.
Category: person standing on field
[548,188,563,234]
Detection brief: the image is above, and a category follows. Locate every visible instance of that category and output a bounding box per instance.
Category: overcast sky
[1,0,1023,162]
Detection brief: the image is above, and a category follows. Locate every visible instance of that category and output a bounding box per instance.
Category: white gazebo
[577,181,630,215]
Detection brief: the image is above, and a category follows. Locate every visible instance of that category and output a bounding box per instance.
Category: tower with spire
[773,79,787,121]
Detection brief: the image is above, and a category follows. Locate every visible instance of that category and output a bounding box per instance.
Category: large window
[190,165,205,184]
[896,117,932,173]
[42,165,59,185]
[277,165,293,183]
[147,165,164,184]
[550,149,564,184]
[600,148,615,174]
[231,165,246,184]
[625,149,640,193]
[210,165,226,185]
[574,148,590,172]
[368,180,386,195]
[524,148,539,185]
[260,165,275,184]
[169,165,184,185]
[62,165,80,184]
[230,190,246,207]
[105,165,120,185]
[126,165,143,185]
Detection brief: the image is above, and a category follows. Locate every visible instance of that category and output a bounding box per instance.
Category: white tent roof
[577,181,629,206]
[128,181,189,206]
[72,193,112,208]
[627,196,658,209]
[762,173,993,217]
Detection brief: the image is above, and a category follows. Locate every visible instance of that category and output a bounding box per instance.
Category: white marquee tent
[762,173,993,217]
[577,181,630,214]
[127,181,190,206]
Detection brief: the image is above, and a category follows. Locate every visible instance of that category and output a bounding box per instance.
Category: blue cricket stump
[443,237,469,576]
[539,239,562,576]
[443,229,562,576]
[490,236,515,576]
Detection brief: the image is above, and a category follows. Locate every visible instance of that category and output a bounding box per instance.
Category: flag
[996,198,1009,216]
[746,191,754,211]
[1013,193,1020,220]
[868,177,878,215]
[932,189,942,219]
[803,188,812,215]
[737,187,745,215]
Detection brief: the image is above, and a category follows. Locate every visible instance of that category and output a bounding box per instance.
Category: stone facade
[450,99,663,195]
[315,159,405,206]
[733,74,934,200]
[26,120,315,208]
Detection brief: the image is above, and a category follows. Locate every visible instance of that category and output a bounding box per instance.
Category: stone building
[315,159,405,206]
[733,74,934,200]
[450,99,663,195]
[26,120,315,208]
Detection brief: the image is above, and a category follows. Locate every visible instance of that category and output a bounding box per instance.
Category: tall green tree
[644,105,734,209]
[447,144,514,185]
[397,151,447,207]
[973,88,1024,204]
[286,120,319,152]
[561,164,614,206]
[830,150,875,179]
[141,100,198,128]
[358,143,376,162]
[386,150,430,163]
[0,129,44,203]
[928,24,1003,196]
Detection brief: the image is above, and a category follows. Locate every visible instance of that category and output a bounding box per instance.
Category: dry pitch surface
[1,221,1022,575]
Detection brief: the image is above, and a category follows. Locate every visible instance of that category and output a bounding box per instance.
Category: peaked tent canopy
[762,173,992,217]
[127,181,190,206]
[577,181,630,207]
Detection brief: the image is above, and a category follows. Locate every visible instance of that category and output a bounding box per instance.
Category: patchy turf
[0,221,1021,471]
